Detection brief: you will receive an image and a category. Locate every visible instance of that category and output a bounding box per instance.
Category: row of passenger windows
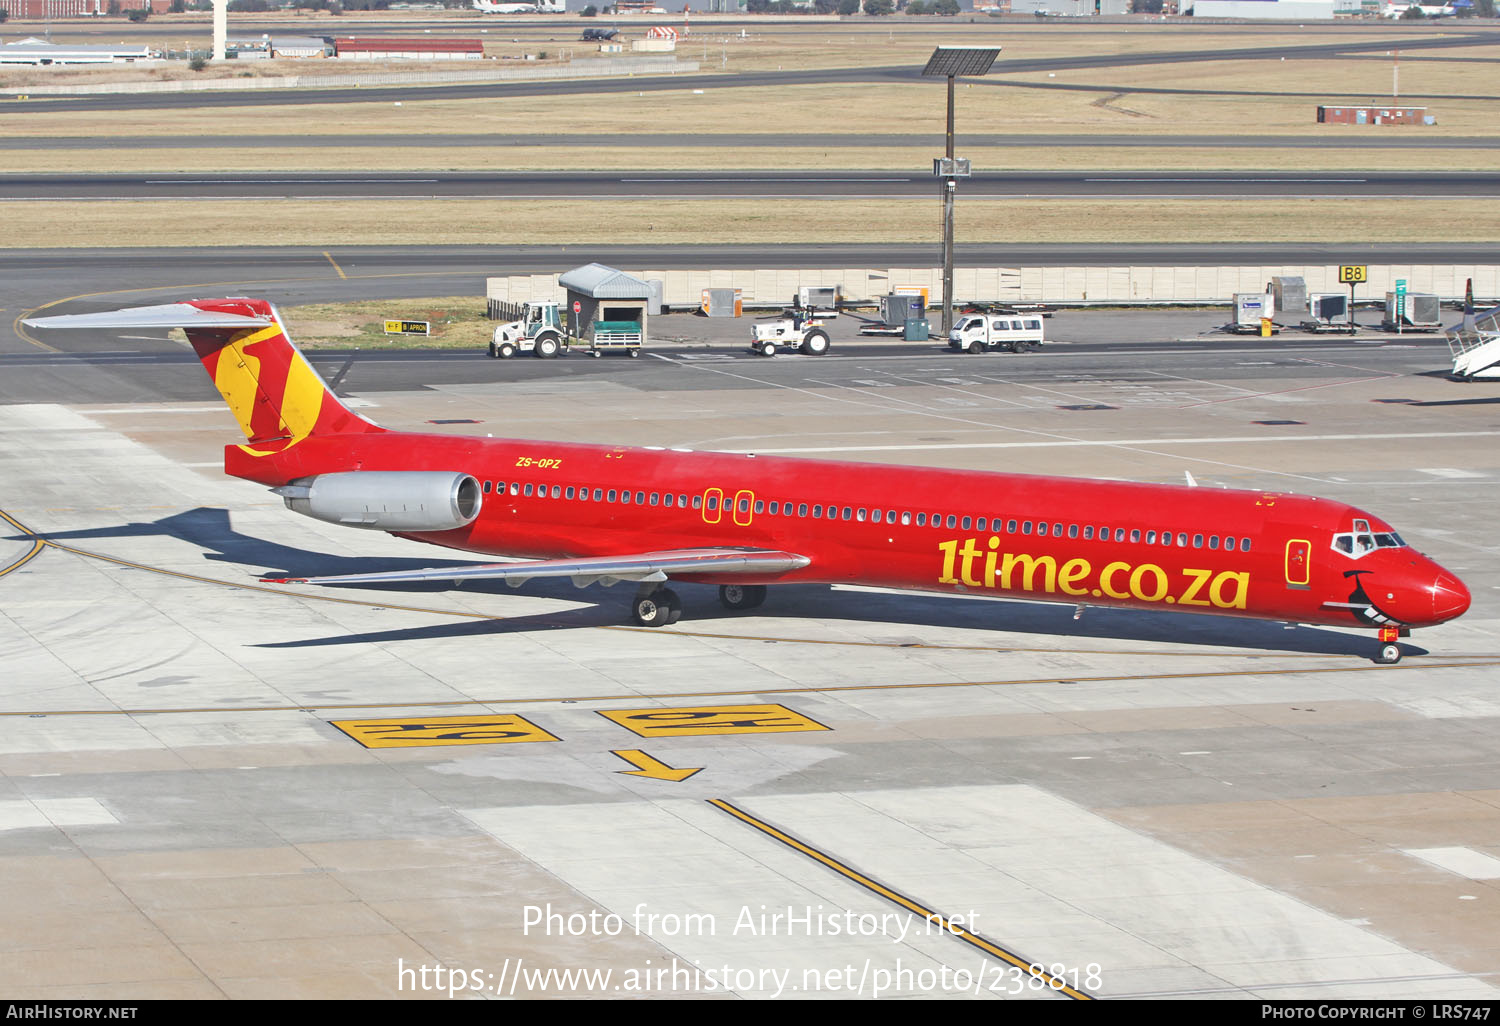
[480,479,1253,552]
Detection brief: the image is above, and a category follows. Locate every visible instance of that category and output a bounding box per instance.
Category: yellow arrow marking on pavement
[612,749,703,782]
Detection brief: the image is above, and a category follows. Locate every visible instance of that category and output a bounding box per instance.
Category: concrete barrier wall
[487,263,1500,311]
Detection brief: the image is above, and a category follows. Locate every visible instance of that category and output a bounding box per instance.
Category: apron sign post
[1338,265,1366,335]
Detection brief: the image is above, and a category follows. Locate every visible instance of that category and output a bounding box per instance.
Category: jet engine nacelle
[273,471,482,532]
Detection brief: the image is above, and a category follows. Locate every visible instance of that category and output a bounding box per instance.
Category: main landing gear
[632,586,682,627]
[629,584,768,627]
[718,584,766,611]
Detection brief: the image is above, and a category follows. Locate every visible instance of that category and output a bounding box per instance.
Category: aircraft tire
[1376,643,1402,665]
[801,330,830,356]
[719,584,766,611]
[633,590,676,628]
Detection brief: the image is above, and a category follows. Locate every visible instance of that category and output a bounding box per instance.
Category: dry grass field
[6,195,1492,248]
[1,14,1496,246]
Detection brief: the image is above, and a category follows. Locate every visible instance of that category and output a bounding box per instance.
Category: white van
[948,313,1045,353]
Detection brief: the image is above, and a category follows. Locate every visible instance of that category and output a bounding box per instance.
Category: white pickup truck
[947,313,1045,354]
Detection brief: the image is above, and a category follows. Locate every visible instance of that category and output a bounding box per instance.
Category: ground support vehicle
[490,301,644,359]
[584,320,643,358]
[490,301,568,359]
[947,312,1045,353]
[750,311,832,357]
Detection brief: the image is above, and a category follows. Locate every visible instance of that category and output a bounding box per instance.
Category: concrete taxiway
[2,327,1498,999]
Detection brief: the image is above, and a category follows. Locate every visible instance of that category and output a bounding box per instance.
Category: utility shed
[558,263,653,353]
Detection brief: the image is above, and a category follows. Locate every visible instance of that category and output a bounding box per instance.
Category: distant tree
[0,8,9,21]
[125,6,150,19]
[1474,0,1495,14]
[227,0,269,10]
[581,3,598,12]
[1399,3,1424,14]
[1132,0,1163,9]
[863,0,892,12]
[931,0,958,11]
[189,55,208,70]
[905,0,926,12]
[837,0,859,11]
[813,0,838,11]
[107,0,121,12]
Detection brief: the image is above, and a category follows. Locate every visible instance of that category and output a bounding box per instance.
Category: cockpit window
[1332,526,1406,559]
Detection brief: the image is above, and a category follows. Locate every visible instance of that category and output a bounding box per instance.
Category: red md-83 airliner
[27,298,1471,664]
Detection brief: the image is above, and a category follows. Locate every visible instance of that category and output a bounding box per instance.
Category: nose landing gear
[1374,626,1403,664]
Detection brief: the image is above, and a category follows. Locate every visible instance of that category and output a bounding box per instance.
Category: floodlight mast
[922,46,1000,338]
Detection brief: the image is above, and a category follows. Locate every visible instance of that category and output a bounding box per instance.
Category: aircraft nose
[1431,572,1471,622]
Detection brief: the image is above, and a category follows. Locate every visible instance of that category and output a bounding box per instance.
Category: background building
[1188,0,1338,16]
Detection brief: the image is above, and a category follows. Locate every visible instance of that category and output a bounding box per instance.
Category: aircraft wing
[262,547,811,589]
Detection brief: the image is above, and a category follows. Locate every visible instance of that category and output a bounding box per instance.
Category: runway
[3,249,1499,996]
[6,169,1499,201]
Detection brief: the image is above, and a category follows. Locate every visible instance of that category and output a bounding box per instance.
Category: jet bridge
[1446,303,1500,380]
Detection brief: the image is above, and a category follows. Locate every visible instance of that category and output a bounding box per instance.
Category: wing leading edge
[262,547,811,589]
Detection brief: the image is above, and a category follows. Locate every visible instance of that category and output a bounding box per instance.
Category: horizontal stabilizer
[263,548,811,588]
[24,302,274,332]
[26,297,381,456]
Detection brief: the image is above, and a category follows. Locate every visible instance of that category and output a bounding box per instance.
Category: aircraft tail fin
[24,298,382,455]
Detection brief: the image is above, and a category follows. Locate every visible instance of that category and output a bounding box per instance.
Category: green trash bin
[903,318,930,341]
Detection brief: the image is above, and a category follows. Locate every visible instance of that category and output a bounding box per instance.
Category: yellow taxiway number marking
[599,704,831,738]
[611,749,703,782]
[709,798,1095,1001]
[331,713,559,749]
